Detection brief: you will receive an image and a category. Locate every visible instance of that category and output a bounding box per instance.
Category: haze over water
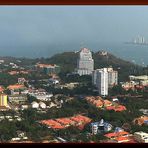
[0,6,148,65]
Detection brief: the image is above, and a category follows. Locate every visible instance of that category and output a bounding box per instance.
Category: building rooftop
[7,84,25,90]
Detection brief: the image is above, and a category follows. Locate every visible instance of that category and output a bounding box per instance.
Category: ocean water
[0,42,147,66]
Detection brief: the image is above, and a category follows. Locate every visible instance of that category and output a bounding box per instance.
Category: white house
[31,101,39,109]
[134,131,148,143]
[39,102,46,109]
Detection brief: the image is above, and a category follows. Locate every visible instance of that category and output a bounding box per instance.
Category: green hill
[46,51,142,81]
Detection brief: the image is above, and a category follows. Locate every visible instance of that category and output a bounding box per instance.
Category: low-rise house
[114,105,126,112]
[31,101,39,109]
[134,131,148,143]
[28,88,53,101]
[7,84,27,95]
[114,136,130,143]
[39,102,46,109]
[48,102,57,108]
[40,114,91,130]
[104,128,130,140]
[103,100,112,107]
[90,119,112,134]
[133,116,148,126]
[21,105,29,110]
[121,81,137,91]
[8,95,28,104]
[18,78,26,85]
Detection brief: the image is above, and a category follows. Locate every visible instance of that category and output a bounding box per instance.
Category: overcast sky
[0,6,148,57]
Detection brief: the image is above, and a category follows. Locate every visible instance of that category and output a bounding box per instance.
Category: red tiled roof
[106,106,115,110]
[117,131,129,136]
[36,64,56,68]
[56,118,75,125]
[7,84,25,90]
[0,86,4,92]
[103,100,112,105]
[115,136,129,143]
[104,133,117,138]
[40,115,91,130]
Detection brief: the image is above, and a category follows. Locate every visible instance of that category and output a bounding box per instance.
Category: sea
[0,42,148,66]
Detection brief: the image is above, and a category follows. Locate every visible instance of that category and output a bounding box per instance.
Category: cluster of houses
[104,127,132,143]
[39,114,92,130]
[85,96,126,112]
[121,75,148,91]
[133,115,148,126]
[103,127,148,143]
[0,113,22,122]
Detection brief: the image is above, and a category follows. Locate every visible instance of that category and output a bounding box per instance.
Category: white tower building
[77,48,94,76]
[96,68,108,96]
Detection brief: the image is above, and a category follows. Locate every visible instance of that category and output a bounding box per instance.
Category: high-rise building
[0,94,8,107]
[92,68,118,96]
[92,68,108,96]
[107,68,118,88]
[76,48,94,76]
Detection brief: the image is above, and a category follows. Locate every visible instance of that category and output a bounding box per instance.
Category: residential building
[76,48,94,76]
[129,75,148,87]
[18,78,26,85]
[39,102,46,109]
[8,95,27,104]
[40,114,92,130]
[91,122,99,135]
[104,130,130,140]
[92,70,97,85]
[133,116,148,126]
[98,119,112,132]
[36,63,60,75]
[134,131,148,143]
[92,67,118,95]
[107,67,118,87]
[94,68,108,96]
[90,119,112,135]
[0,94,8,107]
[7,84,26,95]
[31,101,39,109]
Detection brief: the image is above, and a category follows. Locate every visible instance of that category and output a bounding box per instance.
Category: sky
[0,6,148,57]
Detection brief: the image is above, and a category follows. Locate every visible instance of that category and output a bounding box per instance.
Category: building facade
[36,63,60,75]
[0,94,8,107]
[92,68,108,96]
[107,68,118,88]
[134,131,148,143]
[76,48,94,76]
[92,68,118,96]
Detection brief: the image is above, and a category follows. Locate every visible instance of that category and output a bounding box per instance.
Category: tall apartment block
[76,48,94,76]
[92,67,118,96]
[107,67,118,88]
[92,68,108,96]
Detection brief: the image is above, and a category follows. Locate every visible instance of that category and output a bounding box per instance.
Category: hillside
[46,51,142,81]
[0,51,143,81]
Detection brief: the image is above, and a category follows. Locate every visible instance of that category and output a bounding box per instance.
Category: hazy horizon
[0,6,148,65]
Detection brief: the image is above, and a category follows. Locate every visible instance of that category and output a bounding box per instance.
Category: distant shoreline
[124,42,148,46]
